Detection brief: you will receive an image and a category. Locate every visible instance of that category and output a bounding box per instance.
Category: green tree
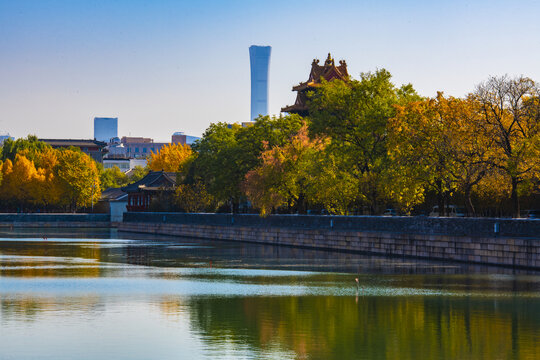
[190,122,242,208]
[175,182,216,212]
[0,135,50,162]
[190,115,304,211]
[305,146,360,215]
[308,70,420,213]
[128,165,149,182]
[100,166,130,189]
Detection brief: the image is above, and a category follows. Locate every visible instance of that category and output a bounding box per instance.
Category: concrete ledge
[0,213,110,228]
[0,222,111,228]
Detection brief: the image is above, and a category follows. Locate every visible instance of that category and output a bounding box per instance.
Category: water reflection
[0,229,539,359]
[186,295,540,360]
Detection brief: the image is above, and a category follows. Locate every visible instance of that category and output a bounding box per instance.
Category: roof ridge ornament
[325,53,334,66]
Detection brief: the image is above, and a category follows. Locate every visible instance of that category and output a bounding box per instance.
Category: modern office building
[103,157,147,171]
[249,45,271,121]
[171,132,187,145]
[94,117,118,143]
[185,135,200,145]
[106,133,199,162]
[0,133,13,145]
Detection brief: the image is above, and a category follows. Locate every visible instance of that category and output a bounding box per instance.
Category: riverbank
[0,213,110,228]
[118,213,540,269]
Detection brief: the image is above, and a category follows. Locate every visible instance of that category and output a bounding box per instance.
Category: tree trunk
[436,180,444,217]
[464,185,475,216]
[510,176,520,218]
[296,193,306,214]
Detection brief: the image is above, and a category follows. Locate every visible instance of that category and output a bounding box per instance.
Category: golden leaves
[148,143,194,173]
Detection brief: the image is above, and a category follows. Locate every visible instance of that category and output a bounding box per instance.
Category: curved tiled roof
[121,171,177,193]
[281,53,349,115]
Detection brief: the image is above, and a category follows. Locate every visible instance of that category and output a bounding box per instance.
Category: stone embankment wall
[0,214,110,228]
[119,213,540,269]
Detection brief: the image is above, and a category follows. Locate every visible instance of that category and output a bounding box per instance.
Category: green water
[0,228,538,359]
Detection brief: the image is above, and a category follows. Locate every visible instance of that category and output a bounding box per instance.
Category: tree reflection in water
[0,229,539,359]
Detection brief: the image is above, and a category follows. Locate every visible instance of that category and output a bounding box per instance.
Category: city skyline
[1,0,540,140]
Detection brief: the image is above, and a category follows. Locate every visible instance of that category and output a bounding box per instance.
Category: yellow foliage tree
[148,143,193,173]
[0,154,45,209]
[0,159,14,205]
[243,125,325,216]
[32,147,63,208]
[56,149,101,211]
[474,75,540,216]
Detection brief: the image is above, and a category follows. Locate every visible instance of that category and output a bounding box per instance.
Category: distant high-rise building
[249,45,271,121]
[94,117,118,143]
[171,132,187,145]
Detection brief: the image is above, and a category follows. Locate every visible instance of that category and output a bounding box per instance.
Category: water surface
[0,228,539,359]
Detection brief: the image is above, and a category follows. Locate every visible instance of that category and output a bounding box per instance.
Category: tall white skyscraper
[94,117,118,143]
[249,45,271,121]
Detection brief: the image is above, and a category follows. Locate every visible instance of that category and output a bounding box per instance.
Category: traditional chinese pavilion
[122,171,177,211]
[281,53,349,116]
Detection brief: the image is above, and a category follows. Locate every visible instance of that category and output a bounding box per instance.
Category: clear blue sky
[1,0,539,141]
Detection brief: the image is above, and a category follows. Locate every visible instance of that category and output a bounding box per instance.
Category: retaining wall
[119,213,540,269]
[0,213,110,228]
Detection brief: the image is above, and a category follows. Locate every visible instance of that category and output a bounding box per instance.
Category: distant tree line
[1,71,538,216]
[157,71,539,217]
[0,136,147,212]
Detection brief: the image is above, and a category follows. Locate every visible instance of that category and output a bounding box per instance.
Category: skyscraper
[94,117,118,143]
[249,45,271,121]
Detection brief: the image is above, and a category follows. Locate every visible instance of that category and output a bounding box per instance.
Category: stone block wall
[118,217,540,269]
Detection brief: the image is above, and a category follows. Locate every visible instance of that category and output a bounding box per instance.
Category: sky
[1,0,540,141]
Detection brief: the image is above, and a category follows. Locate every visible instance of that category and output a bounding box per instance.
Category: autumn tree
[0,154,45,210]
[56,149,101,211]
[308,70,421,213]
[474,75,540,216]
[148,143,193,173]
[243,125,325,216]
[190,115,304,211]
[31,147,63,208]
[388,94,495,215]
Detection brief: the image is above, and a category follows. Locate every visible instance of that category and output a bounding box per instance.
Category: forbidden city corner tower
[249,45,271,121]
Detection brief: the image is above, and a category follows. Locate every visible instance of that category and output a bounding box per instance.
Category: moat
[0,228,539,359]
